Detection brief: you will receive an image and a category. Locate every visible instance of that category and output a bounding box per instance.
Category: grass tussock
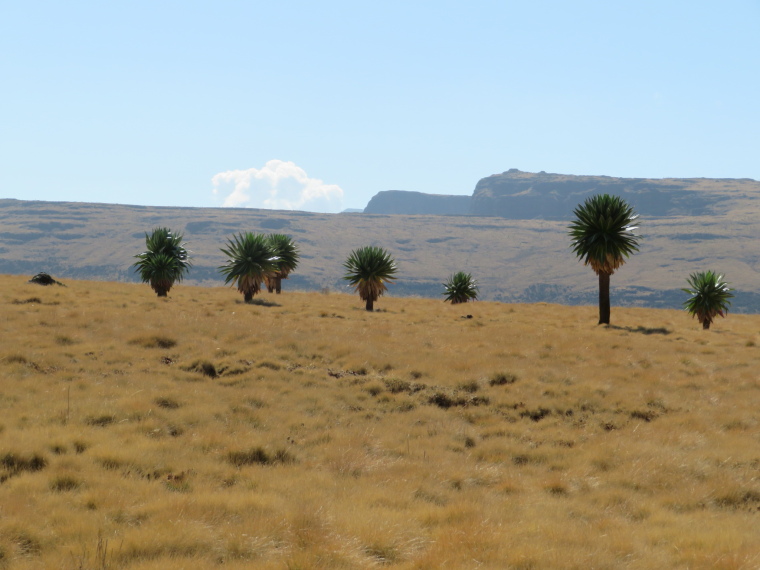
[1,275,760,568]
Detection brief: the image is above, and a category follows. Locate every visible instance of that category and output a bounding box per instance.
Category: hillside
[1,276,759,568]
[1,198,759,312]
[361,170,760,220]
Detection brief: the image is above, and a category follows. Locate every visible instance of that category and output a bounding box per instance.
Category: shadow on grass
[243,298,281,307]
[608,325,671,335]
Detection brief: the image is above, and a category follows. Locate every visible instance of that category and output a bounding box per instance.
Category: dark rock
[29,273,64,286]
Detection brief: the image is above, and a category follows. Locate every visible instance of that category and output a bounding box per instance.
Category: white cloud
[211,160,344,213]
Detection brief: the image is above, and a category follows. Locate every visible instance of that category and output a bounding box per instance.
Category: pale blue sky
[2,1,758,212]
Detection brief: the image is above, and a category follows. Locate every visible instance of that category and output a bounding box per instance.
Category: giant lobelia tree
[343,246,398,311]
[569,194,640,325]
[682,270,734,330]
[219,232,279,302]
[132,227,192,297]
[264,234,300,294]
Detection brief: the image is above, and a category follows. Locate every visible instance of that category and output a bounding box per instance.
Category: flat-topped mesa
[363,190,471,215]
[468,169,760,219]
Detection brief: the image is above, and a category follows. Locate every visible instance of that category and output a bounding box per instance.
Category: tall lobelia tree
[264,234,300,294]
[682,270,734,330]
[343,246,398,311]
[219,232,279,302]
[132,227,192,297]
[569,194,640,325]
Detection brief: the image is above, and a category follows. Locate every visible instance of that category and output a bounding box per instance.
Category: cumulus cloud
[211,160,344,213]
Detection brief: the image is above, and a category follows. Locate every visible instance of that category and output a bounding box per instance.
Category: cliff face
[469,169,759,219]
[363,190,471,215]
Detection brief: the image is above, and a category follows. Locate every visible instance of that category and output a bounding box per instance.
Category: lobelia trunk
[365,298,374,311]
[598,272,611,325]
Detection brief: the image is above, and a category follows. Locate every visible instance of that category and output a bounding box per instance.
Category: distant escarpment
[363,190,471,215]
[470,169,760,219]
[364,170,760,219]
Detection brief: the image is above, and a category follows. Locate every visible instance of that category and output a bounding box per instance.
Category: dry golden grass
[1,275,759,569]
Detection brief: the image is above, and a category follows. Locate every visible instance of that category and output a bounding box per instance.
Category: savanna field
[1,275,759,569]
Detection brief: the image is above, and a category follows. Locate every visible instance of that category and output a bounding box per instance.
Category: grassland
[1,275,759,568]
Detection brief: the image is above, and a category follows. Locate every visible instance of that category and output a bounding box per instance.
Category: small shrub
[489,372,518,386]
[366,383,384,397]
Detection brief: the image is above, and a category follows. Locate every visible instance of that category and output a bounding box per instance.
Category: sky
[1,1,758,213]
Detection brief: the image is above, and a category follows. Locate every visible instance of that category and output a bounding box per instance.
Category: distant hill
[363,170,760,219]
[363,190,470,215]
[1,194,759,312]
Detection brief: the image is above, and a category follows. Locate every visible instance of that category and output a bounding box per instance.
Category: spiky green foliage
[442,271,479,304]
[569,194,640,275]
[682,270,734,330]
[219,232,279,302]
[132,227,191,297]
[265,234,300,294]
[343,246,398,311]
[569,194,640,325]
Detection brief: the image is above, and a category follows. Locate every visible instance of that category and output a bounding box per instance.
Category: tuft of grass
[12,297,42,304]
[154,397,181,409]
[1,452,47,482]
[227,447,296,467]
[184,360,217,378]
[458,379,480,393]
[489,372,518,386]
[128,335,177,349]
[2,354,28,364]
[84,414,115,427]
[50,475,82,492]
[384,378,411,393]
[55,335,76,346]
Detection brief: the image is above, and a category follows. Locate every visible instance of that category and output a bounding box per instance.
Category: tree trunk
[244,291,253,303]
[702,319,710,330]
[598,272,611,325]
[276,277,282,294]
[365,298,374,311]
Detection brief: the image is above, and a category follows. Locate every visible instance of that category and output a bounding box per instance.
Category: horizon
[2,1,758,213]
